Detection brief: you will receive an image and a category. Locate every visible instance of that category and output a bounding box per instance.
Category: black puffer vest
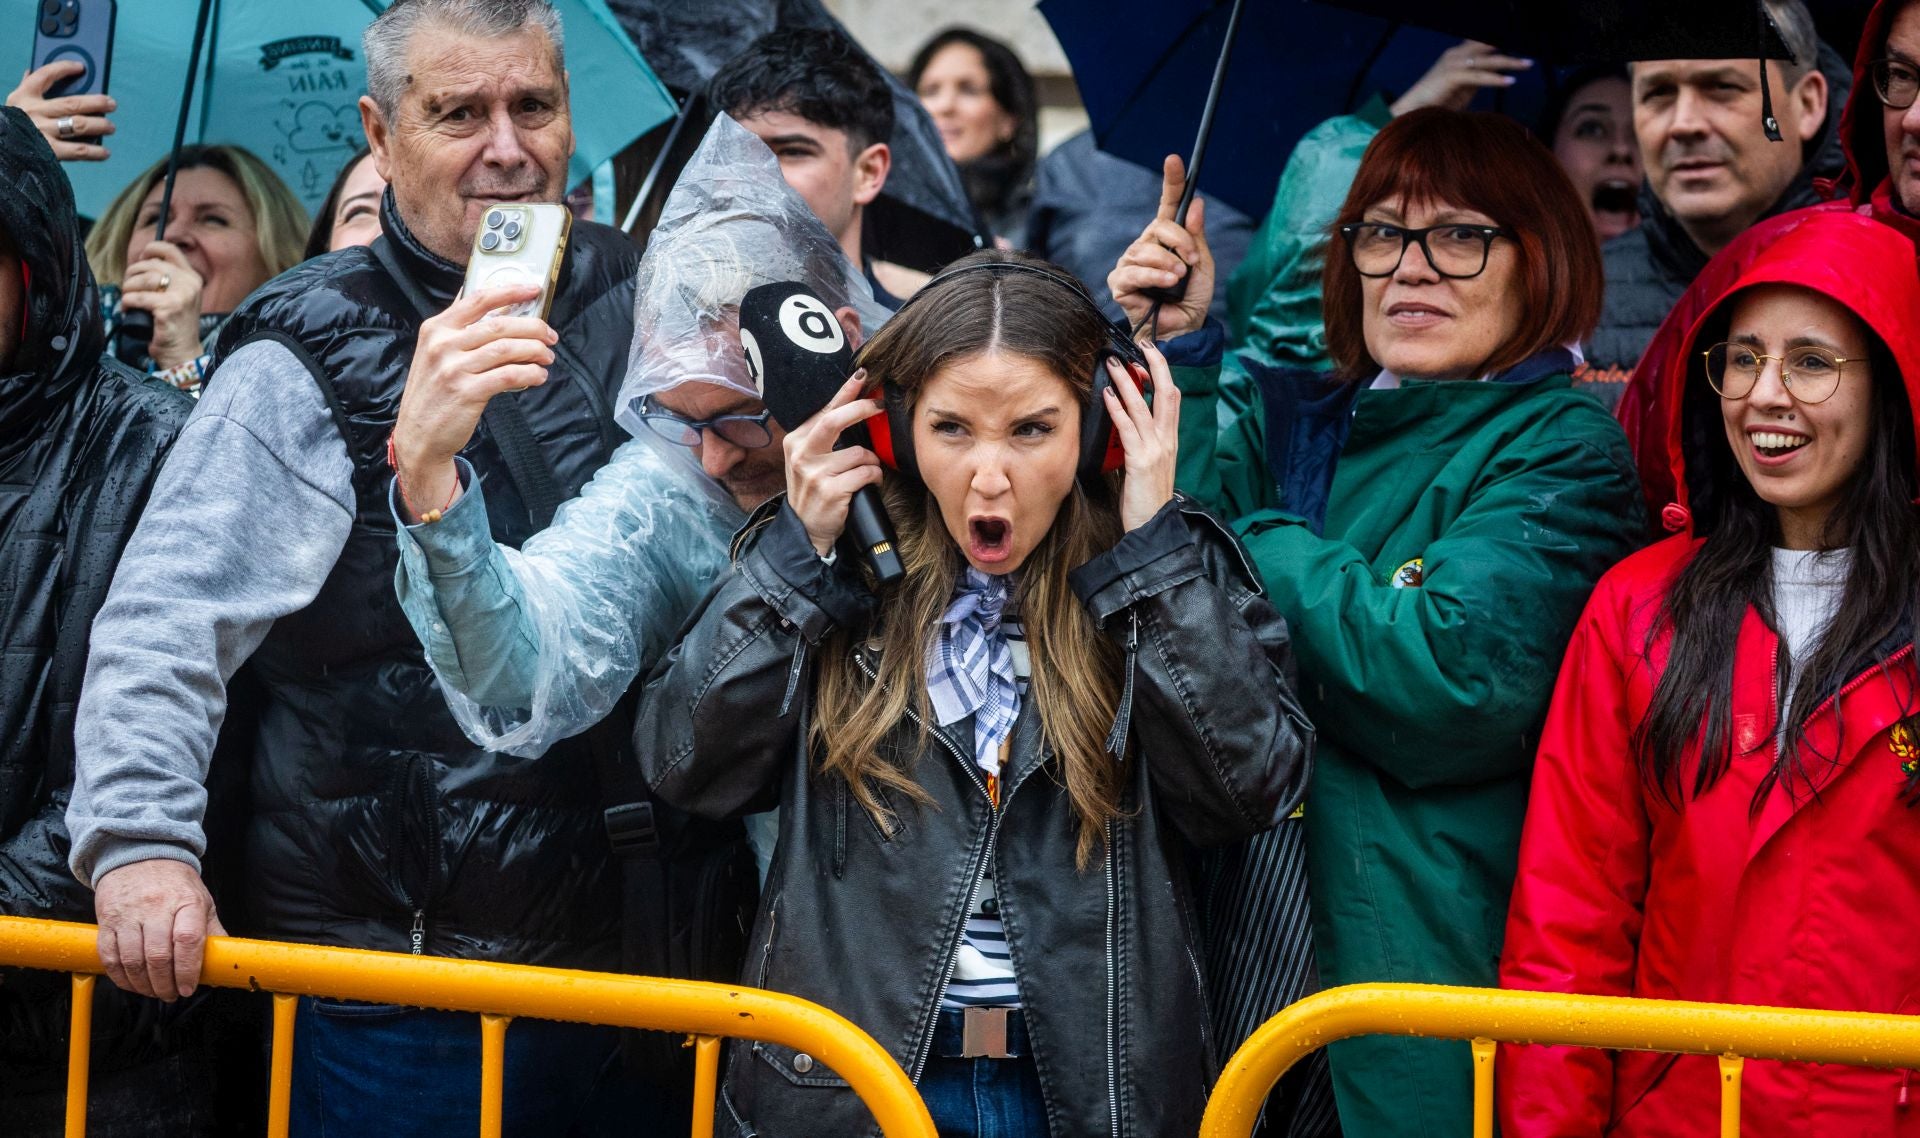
[206,193,639,968]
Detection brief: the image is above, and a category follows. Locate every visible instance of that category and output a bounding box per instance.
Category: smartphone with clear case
[460,202,571,321]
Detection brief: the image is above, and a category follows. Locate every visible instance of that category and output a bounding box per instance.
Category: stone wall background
[822,0,1092,153]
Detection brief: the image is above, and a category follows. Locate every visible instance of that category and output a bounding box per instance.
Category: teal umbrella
[5,0,674,220]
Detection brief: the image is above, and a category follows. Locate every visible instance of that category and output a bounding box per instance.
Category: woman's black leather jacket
[634,495,1313,1137]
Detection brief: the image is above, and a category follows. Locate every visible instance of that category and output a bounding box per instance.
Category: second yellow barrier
[1201,983,1920,1138]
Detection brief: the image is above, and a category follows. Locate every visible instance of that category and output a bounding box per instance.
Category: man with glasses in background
[1854,1,1920,226]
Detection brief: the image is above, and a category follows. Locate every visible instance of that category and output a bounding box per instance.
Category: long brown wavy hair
[811,251,1126,865]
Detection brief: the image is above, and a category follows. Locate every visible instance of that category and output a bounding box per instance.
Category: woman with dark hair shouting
[634,250,1311,1138]
[1110,108,1647,1135]
[1499,211,1920,1135]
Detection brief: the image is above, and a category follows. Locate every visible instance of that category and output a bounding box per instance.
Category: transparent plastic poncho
[429,113,883,757]
[613,113,888,433]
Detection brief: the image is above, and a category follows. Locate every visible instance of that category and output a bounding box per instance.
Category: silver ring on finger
[158,273,172,290]
[56,115,78,139]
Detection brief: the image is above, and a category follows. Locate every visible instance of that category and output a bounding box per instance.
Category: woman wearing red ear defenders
[633,250,1313,1138]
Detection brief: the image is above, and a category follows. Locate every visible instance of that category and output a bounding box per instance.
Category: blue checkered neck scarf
[925,568,1019,778]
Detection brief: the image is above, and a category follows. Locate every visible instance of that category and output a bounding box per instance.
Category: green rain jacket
[1173,112,1647,1138]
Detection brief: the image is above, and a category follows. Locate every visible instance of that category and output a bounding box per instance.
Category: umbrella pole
[120,0,217,349]
[620,98,693,238]
[1173,0,1246,226]
[153,0,218,243]
[1137,0,1245,323]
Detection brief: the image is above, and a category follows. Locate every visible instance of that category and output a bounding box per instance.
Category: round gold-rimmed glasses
[1702,341,1856,405]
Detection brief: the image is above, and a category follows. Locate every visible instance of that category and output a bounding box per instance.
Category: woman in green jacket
[1110,108,1646,1136]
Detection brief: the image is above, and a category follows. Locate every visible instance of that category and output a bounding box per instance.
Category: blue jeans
[917,1009,1048,1138]
[288,998,621,1138]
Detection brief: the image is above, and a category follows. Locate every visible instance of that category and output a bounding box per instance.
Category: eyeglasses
[1338,222,1514,280]
[1872,58,1920,109]
[1702,342,1857,404]
[636,397,776,449]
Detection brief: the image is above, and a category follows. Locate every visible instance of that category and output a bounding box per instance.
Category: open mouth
[1592,180,1638,215]
[969,516,1012,563]
[1751,429,1811,459]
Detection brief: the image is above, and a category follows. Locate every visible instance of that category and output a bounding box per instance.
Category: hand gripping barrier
[1200,983,1920,1138]
[0,916,937,1138]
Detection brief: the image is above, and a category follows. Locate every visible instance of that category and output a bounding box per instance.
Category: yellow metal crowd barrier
[0,915,936,1138]
[1200,983,1920,1138]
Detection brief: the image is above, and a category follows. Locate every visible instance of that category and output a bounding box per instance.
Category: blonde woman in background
[85,145,306,394]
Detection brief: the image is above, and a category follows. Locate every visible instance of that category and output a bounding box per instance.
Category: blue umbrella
[1038,0,1486,219]
[5,0,675,220]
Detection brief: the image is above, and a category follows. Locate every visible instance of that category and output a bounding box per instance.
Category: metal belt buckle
[960,1007,1012,1059]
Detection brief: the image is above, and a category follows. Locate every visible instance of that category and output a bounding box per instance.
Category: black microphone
[739,282,904,583]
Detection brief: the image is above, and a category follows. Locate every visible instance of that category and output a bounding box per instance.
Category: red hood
[1661,210,1920,530]
[1833,0,1920,234]
[1835,0,1898,204]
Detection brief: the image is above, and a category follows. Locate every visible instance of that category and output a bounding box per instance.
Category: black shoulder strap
[369,237,566,529]
[243,329,354,446]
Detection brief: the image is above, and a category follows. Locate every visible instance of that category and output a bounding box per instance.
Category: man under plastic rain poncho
[389,114,884,759]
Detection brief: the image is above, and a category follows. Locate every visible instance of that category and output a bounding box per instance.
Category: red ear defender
[863,385,901,471]
[1097,360,1150,475]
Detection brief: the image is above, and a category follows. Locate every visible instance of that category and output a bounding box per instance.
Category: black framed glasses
[1338,222,1513,280]
[636,397,776,449]
[1702,342,1857,405]
[1872,58,1920,109]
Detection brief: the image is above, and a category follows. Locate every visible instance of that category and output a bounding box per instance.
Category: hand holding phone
[391,283,558,520]
[7,61,117,162]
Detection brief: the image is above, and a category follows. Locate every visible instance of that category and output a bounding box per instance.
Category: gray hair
[1765,0,1819,88]
[364,0,565,117]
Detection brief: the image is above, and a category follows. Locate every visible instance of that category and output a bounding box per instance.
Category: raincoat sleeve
[0,791,88,918]
[1496,577,1652,1137]
[1171,350,1275,521]
[1235,428,1642,789]
[392,435,737,758]
[1171,109,1385,519]
[1223,105,1385,371]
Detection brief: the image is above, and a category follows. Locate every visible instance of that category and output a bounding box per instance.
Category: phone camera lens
[479,230,502,252]
[502,220,522,241]
[42,0,63,15]
[485,209,505,230]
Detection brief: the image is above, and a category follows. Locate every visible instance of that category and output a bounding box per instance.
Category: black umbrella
[1312,0,1793,65]
[604,0,981,271]
[1313,0,1798,137]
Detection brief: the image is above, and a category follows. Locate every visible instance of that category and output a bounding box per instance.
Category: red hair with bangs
[1321,107,1603,379]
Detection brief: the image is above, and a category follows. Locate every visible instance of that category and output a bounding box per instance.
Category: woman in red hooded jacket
[1499,209,1920,1136]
